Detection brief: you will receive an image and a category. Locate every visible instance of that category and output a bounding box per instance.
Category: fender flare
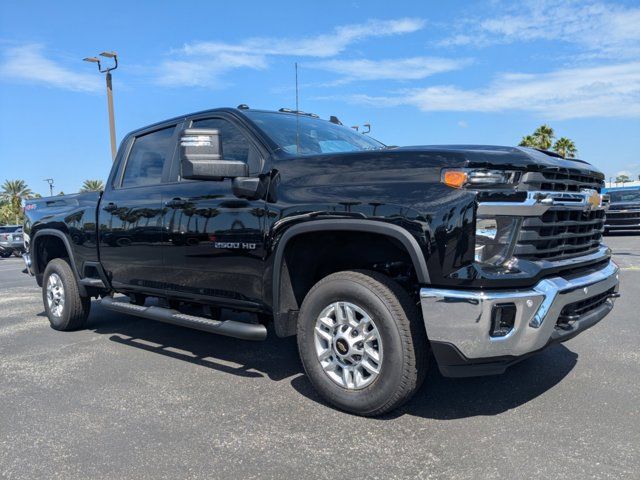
[271,218,431,317]
[31,229,87,296]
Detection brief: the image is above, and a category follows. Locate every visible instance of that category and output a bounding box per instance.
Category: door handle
[165,198,187,208]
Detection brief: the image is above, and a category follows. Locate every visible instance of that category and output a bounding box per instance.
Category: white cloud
[157,18,425,87]
[346,62,640,120]
[457,120,468,128]
[180,18,425,58]
[436,1,640,58]
[0,44,101,92]
[157,53,268,88]
[309,56,471,83]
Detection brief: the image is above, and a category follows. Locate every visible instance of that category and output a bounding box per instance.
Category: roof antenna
[295,62,300,154]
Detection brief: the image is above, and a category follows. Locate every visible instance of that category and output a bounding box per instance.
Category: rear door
[160,114,268,308]
[98,122,181,291]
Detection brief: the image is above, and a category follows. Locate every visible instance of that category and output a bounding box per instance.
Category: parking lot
[1,235,638,480]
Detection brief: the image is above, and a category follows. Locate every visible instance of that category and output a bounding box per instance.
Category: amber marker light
[442,170,468,188]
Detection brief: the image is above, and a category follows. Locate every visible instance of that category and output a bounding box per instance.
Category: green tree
[553,137,577,158]
[0,179,33,224]
[518,135,539,148]
[532,124,555,150]
[0,202,14,225]
[616,174,630,184]
[80,179,105,192]
[518,125,556,150]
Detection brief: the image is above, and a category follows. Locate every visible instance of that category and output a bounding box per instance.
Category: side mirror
[180,128,248,180]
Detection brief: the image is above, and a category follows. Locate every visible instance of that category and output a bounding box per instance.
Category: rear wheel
[42,258,91,331]
[297,270,428,416]
[0,250,11,258]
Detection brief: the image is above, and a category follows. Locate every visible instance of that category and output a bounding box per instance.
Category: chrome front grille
[515,207,605,261]
[521,168,604,193]
[605,209,640,226]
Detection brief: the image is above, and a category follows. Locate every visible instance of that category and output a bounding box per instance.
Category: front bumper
[420,260,619,377]
[0,243,24,254]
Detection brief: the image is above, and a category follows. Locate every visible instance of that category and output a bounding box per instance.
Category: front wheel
[42,258,91,331]
[297,270,428,416]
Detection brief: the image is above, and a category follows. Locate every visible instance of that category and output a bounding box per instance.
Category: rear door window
[121,126,176,188]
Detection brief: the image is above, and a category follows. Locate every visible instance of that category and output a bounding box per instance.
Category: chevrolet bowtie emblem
[582,189,601,211]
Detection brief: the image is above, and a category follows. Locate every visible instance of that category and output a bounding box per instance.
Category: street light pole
[83,52,118,162]
[43,178,54,196]
[105,70,117,160]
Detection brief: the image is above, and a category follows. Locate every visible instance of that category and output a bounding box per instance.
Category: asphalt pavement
[1,235,639,479]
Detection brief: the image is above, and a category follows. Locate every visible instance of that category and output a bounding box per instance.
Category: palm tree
[0,179,33,224]
[80,179,105,192]
[532,124,555,150]
[518,135,539,148]
[553,137,577,158]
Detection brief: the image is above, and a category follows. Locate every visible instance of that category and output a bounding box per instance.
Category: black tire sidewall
[42,259,75,330]
[298,276,409,415]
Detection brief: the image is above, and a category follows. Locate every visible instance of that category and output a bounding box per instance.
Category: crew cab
[23,106,620,416]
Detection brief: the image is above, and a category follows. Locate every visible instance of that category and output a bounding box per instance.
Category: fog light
[475,216,520,265]
[490,303,516,337]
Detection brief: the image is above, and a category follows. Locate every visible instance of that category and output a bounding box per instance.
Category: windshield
[609,190,640,203]
[244,111,385,155]
[0,226,20,233]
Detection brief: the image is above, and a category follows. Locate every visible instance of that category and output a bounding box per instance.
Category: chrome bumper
[420,260,619,361]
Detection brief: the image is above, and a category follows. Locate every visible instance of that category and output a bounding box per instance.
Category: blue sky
[1,0,639,195]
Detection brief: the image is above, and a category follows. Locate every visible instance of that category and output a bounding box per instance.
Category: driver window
[191,118,261,174]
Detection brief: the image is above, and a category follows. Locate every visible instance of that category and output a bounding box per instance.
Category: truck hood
[394,145,603,176]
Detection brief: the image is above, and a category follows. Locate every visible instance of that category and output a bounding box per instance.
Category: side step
[100,296,267,341]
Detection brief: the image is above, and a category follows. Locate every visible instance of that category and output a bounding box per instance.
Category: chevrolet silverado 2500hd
[23,106,620,416]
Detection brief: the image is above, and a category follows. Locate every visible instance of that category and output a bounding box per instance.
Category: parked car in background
[603,187,640,233]
[0,225,25,257]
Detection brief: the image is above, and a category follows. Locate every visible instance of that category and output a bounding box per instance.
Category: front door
[161,116,267,308]
[98,123,179,290]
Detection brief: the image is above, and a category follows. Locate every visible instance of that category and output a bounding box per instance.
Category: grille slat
[515,207,605,261]
[521,168,604,193]
[518,229,601,242]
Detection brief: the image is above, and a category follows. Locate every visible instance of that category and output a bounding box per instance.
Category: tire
[0,251,11,258]
[42,258,91,331]
[297,270,428,416]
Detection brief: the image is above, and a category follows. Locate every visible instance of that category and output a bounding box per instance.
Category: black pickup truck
[23,106,620,416]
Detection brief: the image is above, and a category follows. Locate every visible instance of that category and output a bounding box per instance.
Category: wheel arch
[270,219,431,337]
[31,229,87,296]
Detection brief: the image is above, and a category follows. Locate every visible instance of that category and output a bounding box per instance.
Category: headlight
[442,169,520,189]
[475,216,520,265]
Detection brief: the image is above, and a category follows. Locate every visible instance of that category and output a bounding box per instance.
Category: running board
[100,296,267,341]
